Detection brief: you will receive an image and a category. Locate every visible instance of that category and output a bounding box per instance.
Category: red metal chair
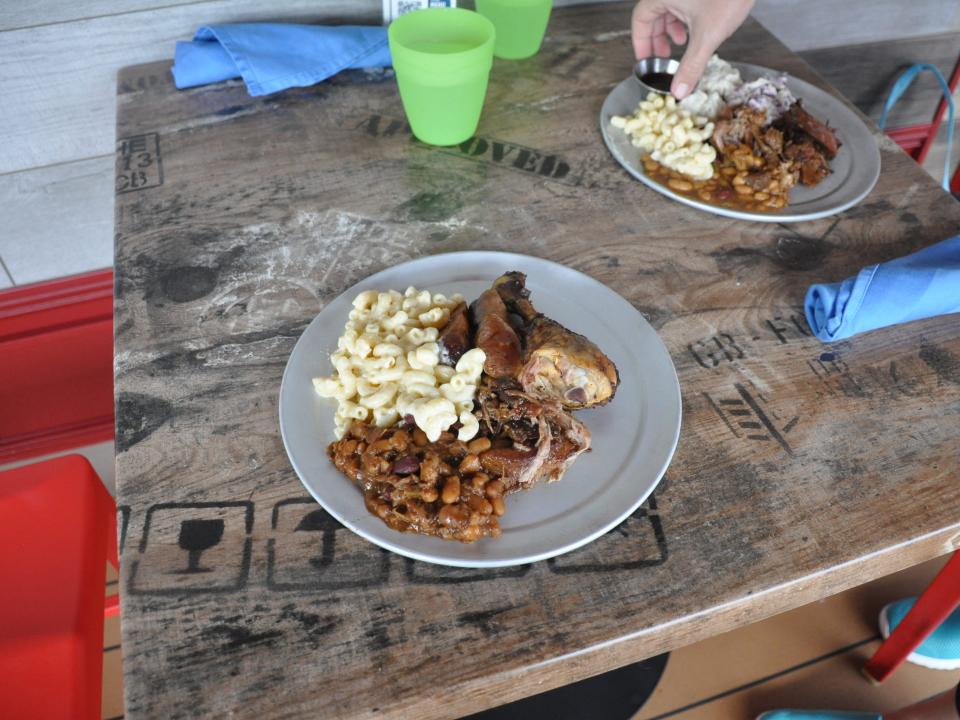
[863,551,960,683]
[883,55,960,193]
[0,454,119,719]
[865,56,960,682]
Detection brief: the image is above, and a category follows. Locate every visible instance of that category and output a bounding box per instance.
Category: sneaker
[879,598,960,670]
[757,712,880,719]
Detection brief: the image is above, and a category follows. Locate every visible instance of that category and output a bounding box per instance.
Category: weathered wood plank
[752,0,960,51]
[800,32,960,127]
[5,0,957,176]
[923,120,960,187]
[0,0,213,31]
[0,0,379,174]
[114,5,960,719]
[0,155,114,284]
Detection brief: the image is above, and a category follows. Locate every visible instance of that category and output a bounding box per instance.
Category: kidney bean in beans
[392,454,420,475]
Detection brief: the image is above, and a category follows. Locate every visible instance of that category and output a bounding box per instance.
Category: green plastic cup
[475,0,552,60]
[388,8,496,146]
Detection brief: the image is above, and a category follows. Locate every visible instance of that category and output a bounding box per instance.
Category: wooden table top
[113,4,960,718]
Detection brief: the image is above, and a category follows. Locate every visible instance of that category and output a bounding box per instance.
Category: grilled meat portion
[780,101,840,158]
[438,302,470,366]
[476,377,591,491]
[491,272,619,409]
[785,139,832,186]
[712,106,768,152]
[470,288,523,379]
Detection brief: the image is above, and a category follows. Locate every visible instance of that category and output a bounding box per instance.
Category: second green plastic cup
[388,8,495,146]
[475,0,552,60]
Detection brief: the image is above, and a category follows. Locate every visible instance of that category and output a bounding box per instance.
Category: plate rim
[278,251,682,568]
[599,61,882,223]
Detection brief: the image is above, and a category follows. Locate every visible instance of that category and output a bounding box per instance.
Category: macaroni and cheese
[610,92,717,180]
[313,287,486,442]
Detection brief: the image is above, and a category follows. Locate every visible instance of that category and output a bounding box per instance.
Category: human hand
[631,0,755,99]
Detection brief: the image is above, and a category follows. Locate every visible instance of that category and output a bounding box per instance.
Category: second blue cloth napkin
[172,24,391,96]
[805,234,960,342]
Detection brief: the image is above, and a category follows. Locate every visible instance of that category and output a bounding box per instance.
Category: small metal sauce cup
[633,57,680,95]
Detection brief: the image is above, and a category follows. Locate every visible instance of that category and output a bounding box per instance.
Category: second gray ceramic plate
[600,62,881,222]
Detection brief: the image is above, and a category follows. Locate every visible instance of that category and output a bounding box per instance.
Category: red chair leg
[863,550,960,683]
[104,594,120,618]
[107,500,119,570]
[105,491,120,618]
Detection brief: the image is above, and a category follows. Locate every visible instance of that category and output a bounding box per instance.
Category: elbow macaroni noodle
[313,287,487,443]
[610,92,717,181]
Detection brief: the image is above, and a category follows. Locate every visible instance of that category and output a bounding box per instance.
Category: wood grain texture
[799,32,960,127]
[6,31,955,292]
[0,0,216,31]
[0,0,379,174]
[751,0,960,51]
[113,5,960,719]
[6,0,959,175]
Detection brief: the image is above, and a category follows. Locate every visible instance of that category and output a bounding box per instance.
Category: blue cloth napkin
[172,24,391,96]
[805,234,960,342]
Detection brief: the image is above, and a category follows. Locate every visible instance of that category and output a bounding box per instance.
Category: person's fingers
[665,12,687,46]
[651,15,671,57]
[631,0,665,59]
[671,27,715,99]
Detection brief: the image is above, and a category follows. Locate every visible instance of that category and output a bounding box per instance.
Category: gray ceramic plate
[279,251,681,568]
[600,62,881,222]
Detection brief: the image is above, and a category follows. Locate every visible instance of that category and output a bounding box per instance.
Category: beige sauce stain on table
[113,4,960,718]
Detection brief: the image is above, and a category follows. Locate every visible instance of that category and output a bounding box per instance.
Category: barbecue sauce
[641,72,674,93]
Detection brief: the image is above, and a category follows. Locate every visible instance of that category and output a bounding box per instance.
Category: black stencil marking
[547,496,667,573]
[354,113,578,186]
[128,501,252,596]
[688,333,745,369]
[117,505,131,554]
[707,387,794,455]
[267,498,390,591]
[806,351,866,398]
[704,393,742,438]
[782,416,800,434]
[734,384,793,455]
[405,558,531,585]
[766,313,811,344]
[116,133,163,193]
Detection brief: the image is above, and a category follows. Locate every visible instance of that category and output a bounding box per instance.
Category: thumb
[671,31,714,99]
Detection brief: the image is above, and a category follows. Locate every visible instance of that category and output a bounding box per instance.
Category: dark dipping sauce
[641,72,674,93]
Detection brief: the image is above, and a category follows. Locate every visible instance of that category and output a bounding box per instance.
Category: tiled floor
[98,555,956,719]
